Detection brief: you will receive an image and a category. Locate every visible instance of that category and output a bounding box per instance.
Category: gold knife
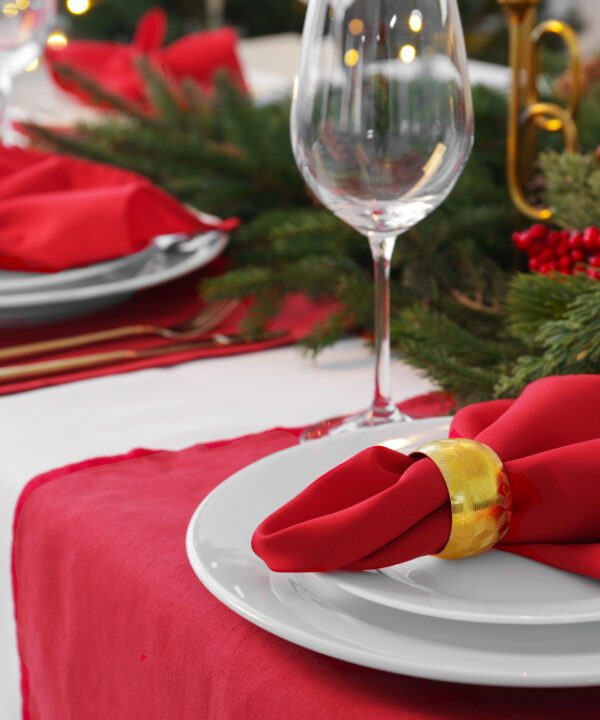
[0,331,287,384]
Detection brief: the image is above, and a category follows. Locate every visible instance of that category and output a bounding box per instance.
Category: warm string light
[47,31,68,49]
[409,10,423,33]
[25,57,39,71]
[2,4,18,17]
[344,48,359,67]
[66,0,90,15]
[399,44,416,63]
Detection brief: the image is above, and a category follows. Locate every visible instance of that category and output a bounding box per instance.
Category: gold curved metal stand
[497,0,581,220]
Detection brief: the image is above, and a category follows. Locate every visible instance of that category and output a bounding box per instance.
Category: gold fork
[0,330,287,384]
[0,299,239,363]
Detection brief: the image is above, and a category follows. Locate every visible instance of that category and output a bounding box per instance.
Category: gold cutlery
[0,330,287,384]
[0,299,238,363]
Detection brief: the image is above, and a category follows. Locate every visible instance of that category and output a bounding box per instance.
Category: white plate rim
[186,418,600,687]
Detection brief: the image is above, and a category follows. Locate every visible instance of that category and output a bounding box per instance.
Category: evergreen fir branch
[498,275,600,395]
[51,62,156,124]
[541,151,600,229]
[504,272,592,343]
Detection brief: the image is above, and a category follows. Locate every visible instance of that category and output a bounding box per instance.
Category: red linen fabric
[253,375,600,578]
[0,273,334,396]
[0,146,236,272]
[12,418,600,720]
[46,8,246,106]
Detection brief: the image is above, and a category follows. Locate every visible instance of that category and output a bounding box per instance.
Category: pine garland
[24,63,600,407]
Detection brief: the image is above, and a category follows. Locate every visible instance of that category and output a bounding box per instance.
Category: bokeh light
[66,0,90,15]
[2,4,18,17]
[348,19,363,36]
[47,31,68,49]
[344,49,359,67]
[399,44,416,63]
[409,10,423,33]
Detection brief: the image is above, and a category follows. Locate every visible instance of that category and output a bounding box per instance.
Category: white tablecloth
[0,339,433,717]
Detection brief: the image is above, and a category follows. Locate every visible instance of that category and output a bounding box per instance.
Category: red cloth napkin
[12,418,600,720]
[46,8,246,106]
[253,375,600,579]
[0,145,236,272]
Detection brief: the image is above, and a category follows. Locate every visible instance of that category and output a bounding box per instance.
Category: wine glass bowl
[291,0,474,439]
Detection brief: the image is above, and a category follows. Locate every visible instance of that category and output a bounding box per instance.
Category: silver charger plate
[0,230,228,326]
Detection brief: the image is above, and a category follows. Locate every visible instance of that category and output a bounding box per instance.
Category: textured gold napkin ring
[410,438,512,560]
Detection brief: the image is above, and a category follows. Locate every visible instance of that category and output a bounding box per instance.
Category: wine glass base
[300,405,411,442]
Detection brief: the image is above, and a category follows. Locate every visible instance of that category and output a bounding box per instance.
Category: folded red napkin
[0,145,236,272]
[253,375,600,579]
[46,8,246,106]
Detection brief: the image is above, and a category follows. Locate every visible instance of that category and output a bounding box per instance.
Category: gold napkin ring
[410,438,512,560]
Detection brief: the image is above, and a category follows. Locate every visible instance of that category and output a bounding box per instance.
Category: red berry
[557,241,569,256]
[587,268,600,280]
[528,257,541,271]
[568,232,584,249]
[547,230,561,248]
[539,248,555,263]
[512,231,531,251]
[529,241,545,256]
[590,255,600,267]
[559,255,573,270]
[529,224,548,241]
[574,265,587,274]
[583,227,600,249]
[538,263,550,274]
[571,249,585,262]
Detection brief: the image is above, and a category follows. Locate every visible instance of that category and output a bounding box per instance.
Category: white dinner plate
[186,418,600,687]
[0,230,228,326]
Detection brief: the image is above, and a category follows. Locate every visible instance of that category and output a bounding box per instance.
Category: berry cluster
[512,225,600,279]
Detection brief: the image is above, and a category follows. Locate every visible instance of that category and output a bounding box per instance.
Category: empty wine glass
[205,0,226,28]
[0,0,55,143]
[291,0,474,439]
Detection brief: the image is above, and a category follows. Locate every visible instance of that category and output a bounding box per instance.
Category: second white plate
[315,551,600,625]
[186,418,600,687]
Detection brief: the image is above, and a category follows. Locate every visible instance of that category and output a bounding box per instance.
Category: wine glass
[291,0,474,439]
[205,0,226,28]
[0,0,55,144]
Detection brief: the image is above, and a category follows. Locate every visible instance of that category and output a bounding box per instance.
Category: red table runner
[12,400,600,720]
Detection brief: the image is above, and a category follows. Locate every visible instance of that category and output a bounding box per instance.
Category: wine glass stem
[368,233,397,420]
[0,71,13,146]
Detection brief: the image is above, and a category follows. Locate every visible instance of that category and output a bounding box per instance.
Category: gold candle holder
[497,0,581,220]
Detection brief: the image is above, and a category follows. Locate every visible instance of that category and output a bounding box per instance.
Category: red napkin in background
[0,146,237,272]
[46,8,247,107]
[253,375,600,580]
[12,421,600,720]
